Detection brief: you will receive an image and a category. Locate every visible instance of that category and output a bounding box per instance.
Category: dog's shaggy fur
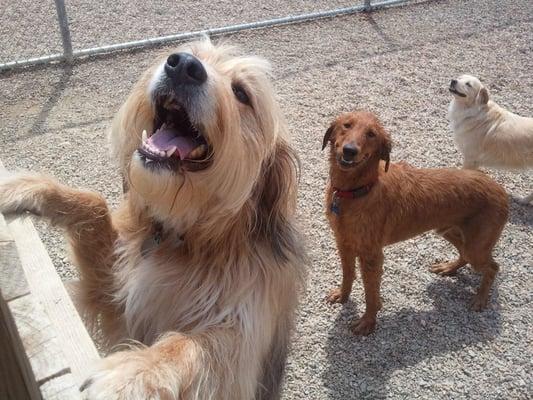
[448,74,533,203]
[0,39,306,399]
[322,110,508,336]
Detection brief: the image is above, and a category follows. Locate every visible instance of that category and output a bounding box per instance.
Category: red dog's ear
[322,123,335,150]
[380,130,392,172]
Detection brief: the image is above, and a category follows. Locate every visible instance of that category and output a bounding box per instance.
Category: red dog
[323,110,508,335]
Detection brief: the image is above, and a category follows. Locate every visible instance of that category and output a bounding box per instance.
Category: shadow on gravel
[508,199,533,227]
[31,66,72,135]
[362,14,399,51]
[322,272,501,399]
[278,13,533,81]
[19,66,73,140]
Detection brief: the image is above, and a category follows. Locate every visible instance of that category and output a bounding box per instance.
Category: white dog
[448,74,533,203]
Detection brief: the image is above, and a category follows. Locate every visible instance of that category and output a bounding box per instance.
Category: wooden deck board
[7,215,100,384]
[1,160,98,398]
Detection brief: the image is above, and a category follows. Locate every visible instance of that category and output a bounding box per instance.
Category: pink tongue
[147,126,201,159]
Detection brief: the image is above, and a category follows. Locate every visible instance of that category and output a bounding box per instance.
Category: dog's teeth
[166,146,177,157]
[159,151,166,157]
[142,130,148,142]
[189,144,207,159]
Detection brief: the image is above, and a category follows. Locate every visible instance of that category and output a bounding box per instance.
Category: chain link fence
[0,0,418,72]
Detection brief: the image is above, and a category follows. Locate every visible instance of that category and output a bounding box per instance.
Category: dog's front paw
[81,348,182,400]
[0,171,43,215]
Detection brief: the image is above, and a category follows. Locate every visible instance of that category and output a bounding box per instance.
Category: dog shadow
[508,197,532,227]
[321,273,501,399]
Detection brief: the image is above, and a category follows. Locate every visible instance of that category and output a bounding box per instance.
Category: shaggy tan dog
[0,39,306,399]
[322,110,508,336]
[448,74,533,203]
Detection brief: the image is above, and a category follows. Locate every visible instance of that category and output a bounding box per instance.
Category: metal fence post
[54,0,73,62]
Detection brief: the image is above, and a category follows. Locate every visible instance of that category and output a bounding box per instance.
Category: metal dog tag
[331,194,340,215]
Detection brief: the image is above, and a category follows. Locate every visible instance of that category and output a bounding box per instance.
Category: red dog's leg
[352,250,383,336]
[327,243,357,304]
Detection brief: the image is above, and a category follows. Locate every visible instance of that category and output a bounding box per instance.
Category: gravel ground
[1,0,367,64]
[1,0,532,399]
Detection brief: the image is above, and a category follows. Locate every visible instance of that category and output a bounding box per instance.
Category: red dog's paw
[351,317,376,336]
[430,261,461,276]
[326,287,349,304]
[470,294,488,312]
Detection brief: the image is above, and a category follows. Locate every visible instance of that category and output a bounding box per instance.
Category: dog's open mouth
[449,87,466,97]
[138,100,212,172]
[338,154,369,169]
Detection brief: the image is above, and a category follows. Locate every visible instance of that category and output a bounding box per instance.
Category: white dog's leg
[81,329,260,400]
[0,171,118,318]
[0,172,111,227]
[81,333,202,400]
[0,171,53,216]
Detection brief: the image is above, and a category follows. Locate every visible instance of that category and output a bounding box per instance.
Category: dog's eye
[367,130,376,138]
[343,123,352,129]
[232,83,251,106]
[466,82,472,87]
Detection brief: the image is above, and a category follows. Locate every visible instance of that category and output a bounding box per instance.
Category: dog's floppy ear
[476,87,489,105]
[122,174,129,193]
[379,129,392,172]
[255,141,301,262]
[321,122,335,150]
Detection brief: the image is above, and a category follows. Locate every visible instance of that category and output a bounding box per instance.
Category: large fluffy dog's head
[110,39,297,237]
[449,74,489,107]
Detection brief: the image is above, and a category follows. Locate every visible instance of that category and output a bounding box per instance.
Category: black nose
[342,144,359,160]
[165,53,207,85]
[451,79,458,87]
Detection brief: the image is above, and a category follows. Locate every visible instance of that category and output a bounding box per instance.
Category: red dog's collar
[330,182,376,215]
[333,182,375,199]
